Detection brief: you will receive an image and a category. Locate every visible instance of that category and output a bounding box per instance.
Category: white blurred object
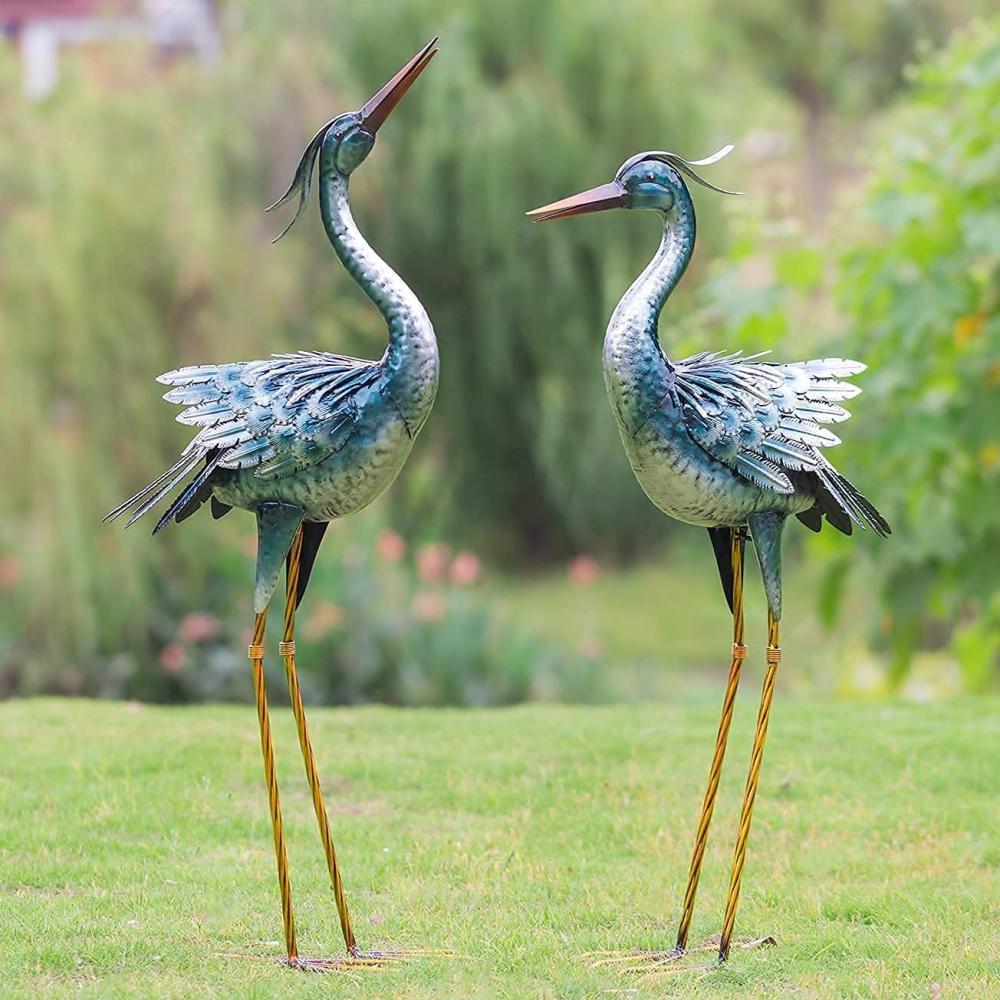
[2,0,220,100]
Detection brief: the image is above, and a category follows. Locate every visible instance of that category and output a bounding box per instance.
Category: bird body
[155,163,439,527]
[619,395,813,528]
[600,169,883,546]
[160,351,421,522]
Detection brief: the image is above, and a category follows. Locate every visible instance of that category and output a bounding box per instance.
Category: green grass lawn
[2,697,996,998]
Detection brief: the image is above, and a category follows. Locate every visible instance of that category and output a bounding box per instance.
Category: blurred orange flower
[376,529,406,563]
[568,555,600,587]
[0,556,21,592]
[178,612,220,644]
[159,642,187,673]
[978,444,1000,476]
[304,600,345,640]
[953,312,985,347]
[450,551,482,586]
[417,543,450,583]
[412,591,446,621]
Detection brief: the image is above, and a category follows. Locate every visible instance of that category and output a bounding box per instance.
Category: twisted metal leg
[588,530,749,973]
[718,610,780,963]
[271,528,446,970]
[674,528,747,954]
[248,608,298,965]
[280,528,358,957]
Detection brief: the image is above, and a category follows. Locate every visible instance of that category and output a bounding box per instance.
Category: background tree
[699,16,1000,688]
[1,0,996,698]
[719,0,993,224]
[834,17,1000,688]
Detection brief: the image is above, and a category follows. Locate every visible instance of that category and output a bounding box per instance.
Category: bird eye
[335,129,375,174]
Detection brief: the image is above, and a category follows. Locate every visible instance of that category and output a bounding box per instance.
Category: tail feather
[123,454,202,528]
[833,470,891,536]
[795,504,822,533]
[811,473,852,535]
[211,496,233,520]
[103,454,196,524]
[289,521,329,609]
[815,466,890,537]
[706,526,736,614]
[153,452,223,534]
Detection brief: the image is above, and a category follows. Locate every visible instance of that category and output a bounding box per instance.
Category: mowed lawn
[1,698,996,998]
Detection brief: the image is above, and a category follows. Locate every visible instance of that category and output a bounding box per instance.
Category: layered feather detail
[105,351,382,530]
[672,352,889,535]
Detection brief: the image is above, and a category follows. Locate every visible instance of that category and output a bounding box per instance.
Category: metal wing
[157,350,382,479]
[672,350,875,505]
[671,351,889,536]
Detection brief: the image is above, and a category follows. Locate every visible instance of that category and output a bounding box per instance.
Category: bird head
[268,37,438,241]
[526,145,740,223]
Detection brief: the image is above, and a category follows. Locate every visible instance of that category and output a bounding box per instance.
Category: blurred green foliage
[0,1,997,700]
[128,522,601,707]
[703,17,1000,691]
[836,18,1000,688]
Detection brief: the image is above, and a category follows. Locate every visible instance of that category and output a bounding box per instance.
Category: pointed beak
[359,37,438,135]
[526,181,628,223]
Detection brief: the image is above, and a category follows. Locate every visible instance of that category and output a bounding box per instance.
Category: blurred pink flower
[416,543,450,583]
[376,529,406,563]
[178,612,220,644]
[159,642,187,673]
[579,635,605,658]
[0,556,21,592]
[304,600,345,640]
[568,555,601,587]
[412,591,446,622]
[450,551,482,586]
[241,534,257,558]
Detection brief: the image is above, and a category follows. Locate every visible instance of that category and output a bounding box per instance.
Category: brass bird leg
[588,528,749,972]
[275,527,445,970]
[717,609,781,964]
[280,528,359,960]
[673,528,747,955]
[248,608,299,966]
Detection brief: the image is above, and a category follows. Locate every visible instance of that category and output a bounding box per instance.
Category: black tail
[287,521,329,609]
[154,452,223,534]
[801,465,891,538]
[707,526,737,613]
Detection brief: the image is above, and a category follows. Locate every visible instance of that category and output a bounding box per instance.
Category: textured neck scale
[318,164,439,432]
[603,189,696,433]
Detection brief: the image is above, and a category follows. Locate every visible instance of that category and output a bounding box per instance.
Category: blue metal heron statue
[529,146,890,969]
[105,39,440,970]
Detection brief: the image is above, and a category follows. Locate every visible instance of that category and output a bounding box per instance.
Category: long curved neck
[603,191,695,432]
[318,164,438,432]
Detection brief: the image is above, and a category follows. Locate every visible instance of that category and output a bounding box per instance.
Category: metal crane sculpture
[105,39,440,970]
[528,146,890,969]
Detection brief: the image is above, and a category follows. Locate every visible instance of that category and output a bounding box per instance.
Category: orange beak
[526,181,628,222]
[359,36,438,135]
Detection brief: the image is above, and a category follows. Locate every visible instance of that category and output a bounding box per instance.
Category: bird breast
[215,390,416,522]
[619,410,812,527]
